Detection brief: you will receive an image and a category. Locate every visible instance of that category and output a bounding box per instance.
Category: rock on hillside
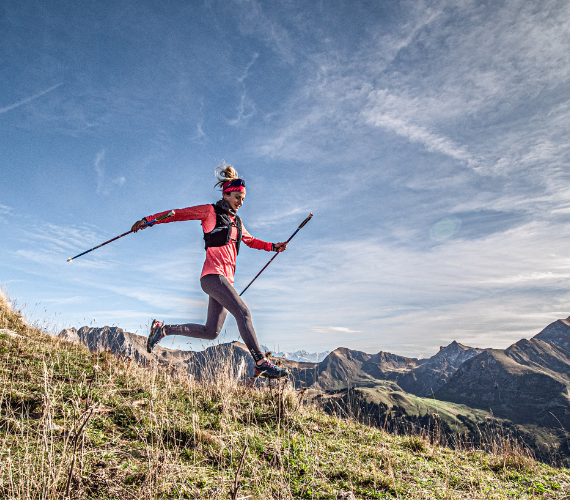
[435,340,570,428]
[397,341,483,397]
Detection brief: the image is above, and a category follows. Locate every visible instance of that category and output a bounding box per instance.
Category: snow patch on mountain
[261,345,331,363]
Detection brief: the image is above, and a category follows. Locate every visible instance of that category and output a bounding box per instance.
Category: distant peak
[440,340,460,352]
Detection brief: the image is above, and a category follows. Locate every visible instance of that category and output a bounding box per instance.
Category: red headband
[223,178,246,193]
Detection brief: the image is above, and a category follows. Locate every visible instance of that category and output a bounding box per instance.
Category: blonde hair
[214,162,240,189]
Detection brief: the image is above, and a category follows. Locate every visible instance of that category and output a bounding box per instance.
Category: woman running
[131,164,289,379]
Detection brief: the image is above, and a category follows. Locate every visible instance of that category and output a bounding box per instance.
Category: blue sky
[2,0,570,358]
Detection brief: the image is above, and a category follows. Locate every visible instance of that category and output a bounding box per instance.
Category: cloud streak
[228,53,259,126]
[0,204,13,215]
[95,150,105,194]
[311,326,362,334]
[364,104,474,164]
[93,150,126,194]
[0,83,63,114]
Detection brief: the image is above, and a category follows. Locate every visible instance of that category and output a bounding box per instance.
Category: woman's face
[223,191,246,211]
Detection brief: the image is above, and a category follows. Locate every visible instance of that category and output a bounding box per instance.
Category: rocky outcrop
[57,326,256,379]
[75,326,152,364]
[57,328,80,344]
[533,317,570,351]
[361,351,417,380]
[397,341,483,397]
[505,338,570,379]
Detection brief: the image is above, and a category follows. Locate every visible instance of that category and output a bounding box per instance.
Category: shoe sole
[254,370,290,379]
[147,319,159,353]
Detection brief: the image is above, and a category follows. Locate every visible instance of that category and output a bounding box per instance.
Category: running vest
[203,203,243,254]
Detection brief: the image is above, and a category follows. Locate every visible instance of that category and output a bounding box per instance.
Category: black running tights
[162,274,265,362]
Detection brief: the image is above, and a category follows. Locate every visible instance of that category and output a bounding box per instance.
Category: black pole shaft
[239,213,313,296]
[67,210,175,262]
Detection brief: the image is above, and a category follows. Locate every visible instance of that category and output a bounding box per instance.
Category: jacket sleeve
[145,205,216,231]
[241,222,273,251]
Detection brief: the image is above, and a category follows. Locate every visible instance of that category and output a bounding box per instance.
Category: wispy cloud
[93,149,126,194]
[227,92,256,127]
[247,205,309,229]
[238,52,259,83]
[251,0,570,229]
[363,91,475,165]
[84,281,207,311]
[234,0,294,63]
[95,149,105,194]
[14,249,113,269]
[239,213,570,354]
[0,83,62,114]
[311,326,362,334]
[41,296,87,305]
[228,53,259,126]
[20,223,103,254]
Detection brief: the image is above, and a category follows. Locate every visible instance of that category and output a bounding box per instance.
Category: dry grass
[1,292,570,499]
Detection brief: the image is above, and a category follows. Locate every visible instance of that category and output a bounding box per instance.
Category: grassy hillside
[317,382,567,466]
[1,294,570,499]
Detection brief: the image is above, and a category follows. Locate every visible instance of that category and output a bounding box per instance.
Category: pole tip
[67,258,72,262]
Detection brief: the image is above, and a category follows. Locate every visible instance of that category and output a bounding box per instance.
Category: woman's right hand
[131,219,147,232]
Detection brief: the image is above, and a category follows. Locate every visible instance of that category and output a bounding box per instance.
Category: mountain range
[58,316,570,464]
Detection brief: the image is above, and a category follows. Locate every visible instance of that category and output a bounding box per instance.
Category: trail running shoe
[254,359,290,379]
[147,319,165,353]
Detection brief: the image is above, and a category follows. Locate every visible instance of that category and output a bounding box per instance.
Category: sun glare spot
[430,216,461,242]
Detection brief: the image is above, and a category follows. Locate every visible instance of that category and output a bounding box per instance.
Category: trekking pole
[239,213,313,296]
[66,210,175,262]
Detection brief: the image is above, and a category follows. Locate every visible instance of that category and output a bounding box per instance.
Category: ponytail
[214,162,239,189]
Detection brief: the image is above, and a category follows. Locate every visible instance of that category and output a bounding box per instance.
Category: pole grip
[145,210,175,226]
[157,210,175,221]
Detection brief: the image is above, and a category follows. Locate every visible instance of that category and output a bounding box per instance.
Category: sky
[2,0,570,358]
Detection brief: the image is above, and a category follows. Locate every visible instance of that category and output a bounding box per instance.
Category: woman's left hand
[274,242,288,252]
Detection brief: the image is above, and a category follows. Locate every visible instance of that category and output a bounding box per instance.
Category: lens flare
[430,216,461,241]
